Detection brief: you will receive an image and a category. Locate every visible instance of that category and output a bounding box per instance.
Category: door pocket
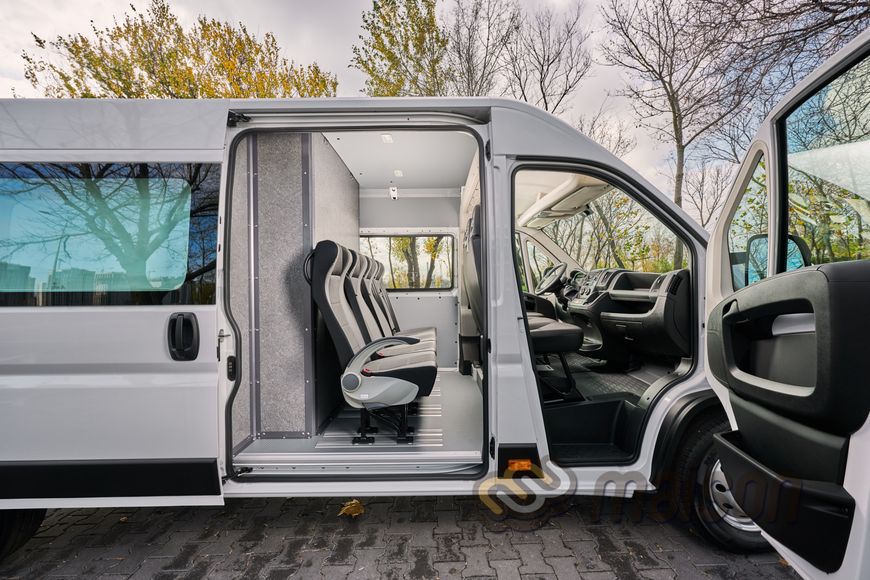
[714,430,854,573]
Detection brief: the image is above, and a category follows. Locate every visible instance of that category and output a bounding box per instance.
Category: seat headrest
[347,249,364,278]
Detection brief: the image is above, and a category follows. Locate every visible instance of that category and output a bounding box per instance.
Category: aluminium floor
[234,370,484,476]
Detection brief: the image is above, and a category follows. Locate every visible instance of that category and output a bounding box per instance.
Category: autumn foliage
[22,0,338,99]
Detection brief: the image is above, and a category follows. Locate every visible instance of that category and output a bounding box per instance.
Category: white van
[0,30,866,577]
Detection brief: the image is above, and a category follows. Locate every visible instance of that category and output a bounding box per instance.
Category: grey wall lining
[311,133,360,429]
[360,196,460,228]
[230,137,252,451]
[254,132,308,435]
[312,133,360,247]
[391,294,460,368]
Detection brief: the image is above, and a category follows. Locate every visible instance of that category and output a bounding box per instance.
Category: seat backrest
[344,250,385,343]
[361,258,394,338]
[372,262,401,333]
[463,204,484,330]
[310,240,366,366]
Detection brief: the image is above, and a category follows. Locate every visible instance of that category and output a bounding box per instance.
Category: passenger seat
[463,205,583,395]
[309,240,437,444]
[366,261,437,343]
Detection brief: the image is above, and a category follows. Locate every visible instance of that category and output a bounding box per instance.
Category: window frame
[359,228,458,292]
[0,161,221,307]
[773,44,870,274]
[722,148,771,291]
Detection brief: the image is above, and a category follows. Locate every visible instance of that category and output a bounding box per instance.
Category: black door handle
[168,313,200,361]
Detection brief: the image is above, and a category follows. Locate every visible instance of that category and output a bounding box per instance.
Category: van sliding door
[0,161,223,507]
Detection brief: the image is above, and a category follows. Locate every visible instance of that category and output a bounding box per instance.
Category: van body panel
[0,97,712,506]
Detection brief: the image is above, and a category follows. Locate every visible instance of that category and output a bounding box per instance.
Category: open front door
[705,32,870,579]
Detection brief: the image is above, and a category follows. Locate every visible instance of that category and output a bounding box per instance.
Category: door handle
[168,312,200,361]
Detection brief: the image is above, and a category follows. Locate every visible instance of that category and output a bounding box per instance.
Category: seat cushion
[530,321,583,354]
[376,340,437,358]
[527,316,556,330]
[396,327,437,342]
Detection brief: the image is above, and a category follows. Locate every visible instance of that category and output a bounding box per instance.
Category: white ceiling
[324,130,478,192]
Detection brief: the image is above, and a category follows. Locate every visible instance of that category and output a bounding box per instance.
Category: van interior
[514,169,693,465]
[226,130,693,478]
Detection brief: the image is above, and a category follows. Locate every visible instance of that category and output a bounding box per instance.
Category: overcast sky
[0,0,672,189]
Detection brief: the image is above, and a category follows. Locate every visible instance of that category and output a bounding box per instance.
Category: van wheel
[0,509,46,563]
[672,415,770,553]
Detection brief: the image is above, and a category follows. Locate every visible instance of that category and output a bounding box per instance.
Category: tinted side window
[0,163,219,306]
[784,53,870,268]
[726,155,769,289]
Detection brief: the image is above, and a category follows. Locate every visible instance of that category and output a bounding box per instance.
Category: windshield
[539,186,686,273]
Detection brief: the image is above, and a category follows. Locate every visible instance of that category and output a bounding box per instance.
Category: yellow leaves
[338,499,365,518]
[351,0,449,97]
[22,0,338,99]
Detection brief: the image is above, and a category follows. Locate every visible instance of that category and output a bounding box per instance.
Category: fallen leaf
[338,499,365,518]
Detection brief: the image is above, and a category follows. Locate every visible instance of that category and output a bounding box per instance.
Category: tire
[671,415,770,553]
[0,509,46,563]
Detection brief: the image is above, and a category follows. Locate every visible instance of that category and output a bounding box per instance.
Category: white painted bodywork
[0,95,709,508]
[705,28,870,580]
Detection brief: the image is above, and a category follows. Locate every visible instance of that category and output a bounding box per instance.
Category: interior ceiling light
[393,169,403,177]
[381,133,394,144]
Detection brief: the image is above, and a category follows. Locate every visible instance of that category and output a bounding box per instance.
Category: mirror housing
[745,234,811,286]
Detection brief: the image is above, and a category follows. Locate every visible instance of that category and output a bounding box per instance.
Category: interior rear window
[361,234,454,290]
[0,162,219,306]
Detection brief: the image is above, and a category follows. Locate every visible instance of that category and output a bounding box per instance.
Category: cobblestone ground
[0,495,798,579]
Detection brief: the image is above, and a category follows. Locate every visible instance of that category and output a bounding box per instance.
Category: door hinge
[227,111,251,127]
[485,140,492,161]
[489,436,496,459]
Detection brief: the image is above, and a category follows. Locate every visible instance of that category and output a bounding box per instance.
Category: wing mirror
[745,234,812,286]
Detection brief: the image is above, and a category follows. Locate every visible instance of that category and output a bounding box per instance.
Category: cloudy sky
[0,0,672,189]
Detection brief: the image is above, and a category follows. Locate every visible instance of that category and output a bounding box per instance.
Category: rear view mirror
[746,234,811,286]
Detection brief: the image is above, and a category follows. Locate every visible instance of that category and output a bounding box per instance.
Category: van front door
[0,161,223,507]
[705,32,870,579]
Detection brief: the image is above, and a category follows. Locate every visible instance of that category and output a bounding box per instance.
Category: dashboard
[554,267,691,360]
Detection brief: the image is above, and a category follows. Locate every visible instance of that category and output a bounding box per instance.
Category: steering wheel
[534,262,567,295]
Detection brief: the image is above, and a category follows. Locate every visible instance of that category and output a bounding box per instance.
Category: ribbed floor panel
[234,371,484,475]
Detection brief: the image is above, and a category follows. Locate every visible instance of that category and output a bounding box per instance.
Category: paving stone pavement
[0,495,799,579]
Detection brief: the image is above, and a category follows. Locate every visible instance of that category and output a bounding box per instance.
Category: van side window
[361,234,454,290]
[726,156,769,289]
[783,53,870,268]
[0,162,219,306]
[526,241,553,290]
[514,233,528,292]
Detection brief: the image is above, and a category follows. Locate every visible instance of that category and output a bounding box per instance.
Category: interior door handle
[168,312,200,361]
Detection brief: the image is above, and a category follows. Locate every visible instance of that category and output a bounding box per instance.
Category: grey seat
[367,262,437,342]
[464,205,582,395]
[344,250,436,357]
[309,240,437,444]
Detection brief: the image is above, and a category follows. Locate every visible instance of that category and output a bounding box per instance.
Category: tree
[696,0,870,163]
[601,0,753,265]
[503,3,591,114]
[683,162,734,229]
[351,0,450,96]
[446,0,520,96]
[574,101,637,158]
[22,0,337,98]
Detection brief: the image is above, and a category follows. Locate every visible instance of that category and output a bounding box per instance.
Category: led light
[507,458,533,472]
[381,133,394,144]
[393,169,403,177]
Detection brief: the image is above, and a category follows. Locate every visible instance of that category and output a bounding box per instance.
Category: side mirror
[745,234,811,286]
